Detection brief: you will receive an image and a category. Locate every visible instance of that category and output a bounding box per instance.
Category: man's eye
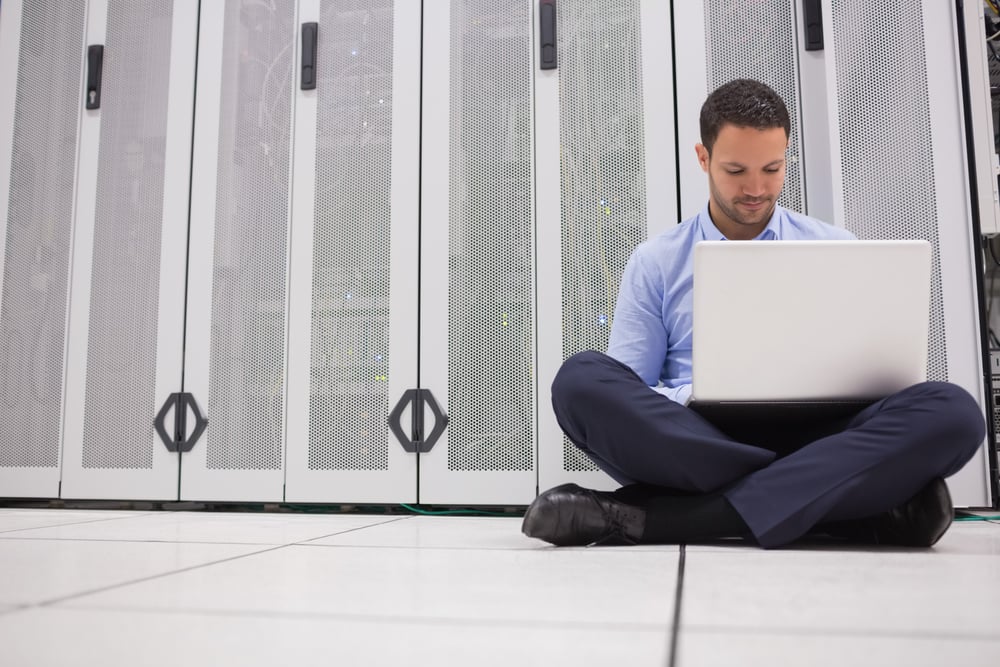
[765,167,781,173]
[726,169,743,175]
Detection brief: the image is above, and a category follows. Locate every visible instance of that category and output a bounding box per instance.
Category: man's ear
[695,143,710,173]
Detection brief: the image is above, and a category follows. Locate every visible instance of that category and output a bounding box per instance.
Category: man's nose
[742,175,766,197]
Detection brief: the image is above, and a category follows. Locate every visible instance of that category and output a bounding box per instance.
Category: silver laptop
[690,240,931,409]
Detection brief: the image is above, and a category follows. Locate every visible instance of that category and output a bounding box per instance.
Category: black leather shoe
[522,483,646,546]
[821,478,954,547]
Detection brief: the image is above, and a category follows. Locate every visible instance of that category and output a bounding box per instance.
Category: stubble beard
[722,196,775,229]
[709,183,777,234]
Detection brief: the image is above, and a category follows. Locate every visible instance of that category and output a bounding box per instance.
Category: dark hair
[699,79,790,153]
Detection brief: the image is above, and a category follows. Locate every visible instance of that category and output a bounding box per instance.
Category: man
[522,79,985,549]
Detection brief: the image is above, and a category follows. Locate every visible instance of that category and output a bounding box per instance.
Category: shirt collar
[696,203,783,241]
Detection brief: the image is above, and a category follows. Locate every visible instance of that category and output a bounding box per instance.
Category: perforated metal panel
[830,0,947,381]
[446,0,534,472]
[308,0,394,471]
[0,2,85,468]
[81,0,174,469]
[559,0,648,472]
[703,0,804,213]
[206,1,294,470]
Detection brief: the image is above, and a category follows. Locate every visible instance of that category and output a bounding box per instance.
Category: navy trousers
[551,351,986,547]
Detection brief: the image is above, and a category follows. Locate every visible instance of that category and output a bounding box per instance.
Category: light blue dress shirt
[607,204,857,405]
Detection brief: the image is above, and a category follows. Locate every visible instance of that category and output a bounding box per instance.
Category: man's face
[695,124,788,240]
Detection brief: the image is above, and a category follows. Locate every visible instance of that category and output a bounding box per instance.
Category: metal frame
[418,0,538,505]
[959,0,1000,238]
[536,0,678,495]
[283,0,421,504]
[180,0,297,502]
[0,0,76,497]
[58,0,197,500]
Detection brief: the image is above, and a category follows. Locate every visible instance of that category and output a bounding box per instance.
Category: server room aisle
[0,508,997,666]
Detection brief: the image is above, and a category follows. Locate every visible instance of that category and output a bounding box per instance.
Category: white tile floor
[0,509,997,666]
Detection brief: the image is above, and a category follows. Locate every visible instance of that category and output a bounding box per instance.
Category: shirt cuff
[653,383,692,406]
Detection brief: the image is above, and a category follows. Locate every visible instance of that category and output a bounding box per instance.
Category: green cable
[398,503,518,517]
[953,513,1000,521]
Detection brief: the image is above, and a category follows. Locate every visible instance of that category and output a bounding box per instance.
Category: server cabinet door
[805,0,992,506]
[55,0,197,500]
[181,1,300,501]
[674,0,993,507]
[0,1,88,497]
[419,0,539,504]
[283,0,420,503]
[535,0,678,494]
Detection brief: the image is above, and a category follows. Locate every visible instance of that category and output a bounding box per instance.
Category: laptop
[688,239,931,423]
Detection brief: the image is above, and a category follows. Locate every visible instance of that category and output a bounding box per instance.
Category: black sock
[639,493,752,544]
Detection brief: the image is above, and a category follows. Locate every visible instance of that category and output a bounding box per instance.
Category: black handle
[85,45,104,109]
[388,389,449,453]
[418,389,448,451]
[389,389,419,452]
[155,392,208,453]
[802,0,824,51]
[301,22,318,90]
[539,0,557,70]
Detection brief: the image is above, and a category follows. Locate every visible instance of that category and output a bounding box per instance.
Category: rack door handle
[154,393,208,453]
[420,389,448,451]
[85,44,104,109]
[802,0,824,51]
[539,0,557,69]
[301,22,318,89]
[388,389,449,453]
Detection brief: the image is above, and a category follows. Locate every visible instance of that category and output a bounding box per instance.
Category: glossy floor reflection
[0,508,997,666]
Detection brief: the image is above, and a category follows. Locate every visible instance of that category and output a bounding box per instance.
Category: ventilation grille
[830,0,947,382]
[308,0,394,471]
[446,0,534,472]
[559,0,649,472]
[207,1,294,470]
[0,2,85,468]
[81,0,174,469]
[703,0,804,214]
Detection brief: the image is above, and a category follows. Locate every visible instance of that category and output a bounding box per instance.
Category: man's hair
[699,79,790,154]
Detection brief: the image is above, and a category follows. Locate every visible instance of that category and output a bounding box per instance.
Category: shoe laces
[583,488,641,547]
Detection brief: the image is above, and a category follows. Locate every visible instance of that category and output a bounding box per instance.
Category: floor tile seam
[0,517,419,547]
[291,542,550,552]
[679,623,1000,642]
[43,602,674,633]
[0,512,161,535]
[667,544,686,667]
[681,547,1000,556]
[0,536,293,546]
[25,542,296,609]
[289,542,682,554]
[0,605,27,618]
[291,515,416,545]
[0,537,564,552]
[0,538,673,552]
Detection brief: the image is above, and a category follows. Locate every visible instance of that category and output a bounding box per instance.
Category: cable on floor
[954,511,1000,523]
[398,503,516,517]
